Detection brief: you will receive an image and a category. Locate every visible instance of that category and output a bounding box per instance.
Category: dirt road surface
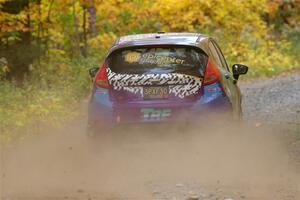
[1,71,300,200]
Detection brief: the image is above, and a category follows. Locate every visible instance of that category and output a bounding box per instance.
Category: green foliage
[0,55,102,143]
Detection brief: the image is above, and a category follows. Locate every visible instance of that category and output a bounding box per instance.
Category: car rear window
[107,46,208,76]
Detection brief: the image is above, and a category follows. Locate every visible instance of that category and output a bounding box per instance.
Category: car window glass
[211,41,230,71]
[108,46,208,76]
[208,41,223,69]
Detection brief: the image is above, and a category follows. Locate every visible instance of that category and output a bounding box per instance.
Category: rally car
[87,32,248,134]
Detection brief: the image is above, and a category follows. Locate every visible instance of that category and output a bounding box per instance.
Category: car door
[208,40,242,118]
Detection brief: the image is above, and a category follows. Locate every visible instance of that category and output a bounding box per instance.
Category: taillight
[203,58,221,85]
[95,63,111,89]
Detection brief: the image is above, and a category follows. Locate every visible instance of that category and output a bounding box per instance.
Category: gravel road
[241,70,300,125]
[1,71,300,200]
[148,71,300,200]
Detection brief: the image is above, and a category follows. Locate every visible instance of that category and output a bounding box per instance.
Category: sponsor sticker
[123,51,185,65]
[141,108,172,121]
[124,52,141,63]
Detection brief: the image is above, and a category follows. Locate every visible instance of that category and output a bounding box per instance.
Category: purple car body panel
[88,81,231,128]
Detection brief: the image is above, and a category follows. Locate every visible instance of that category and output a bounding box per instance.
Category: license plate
[143,86,169,99]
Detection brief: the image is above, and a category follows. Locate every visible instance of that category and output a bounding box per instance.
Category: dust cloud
[1,117,299,199]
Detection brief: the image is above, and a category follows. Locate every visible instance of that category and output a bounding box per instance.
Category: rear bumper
[88,85,232,129]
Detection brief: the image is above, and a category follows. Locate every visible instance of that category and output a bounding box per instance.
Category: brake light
[203,58,221,85]
[95,63,111,89]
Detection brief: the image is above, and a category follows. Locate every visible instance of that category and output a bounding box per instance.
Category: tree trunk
[37,0,42,65]
[87,0,96,37]
[72,0,80,57]
[82,6,87,57]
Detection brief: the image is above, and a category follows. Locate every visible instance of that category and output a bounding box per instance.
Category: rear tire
[86,123,113,138]
[85,124,114,150]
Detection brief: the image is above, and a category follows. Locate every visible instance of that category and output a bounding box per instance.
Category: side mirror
[232,64,248,80]
[88,67,99,78]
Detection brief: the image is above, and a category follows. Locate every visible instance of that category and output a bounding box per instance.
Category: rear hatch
[106,45,208,105]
